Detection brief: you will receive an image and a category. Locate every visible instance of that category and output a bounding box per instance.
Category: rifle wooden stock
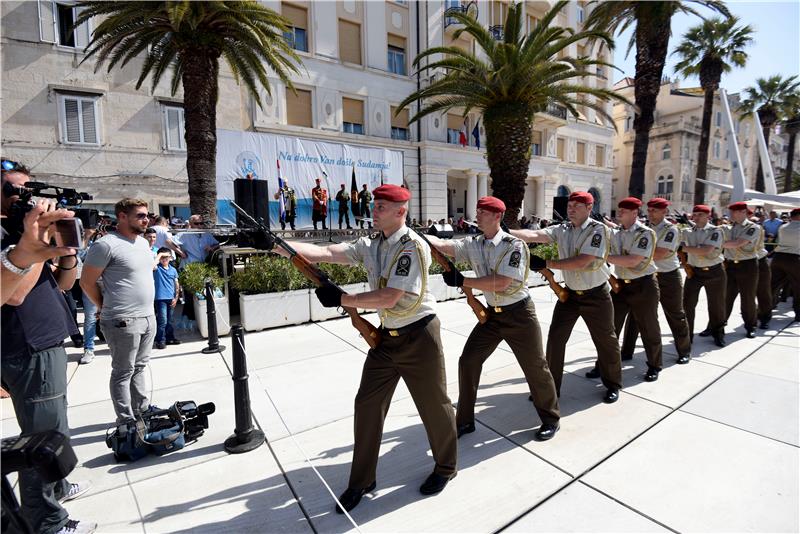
[608,274,622,293]
[537,268,569,302]
[426,242,488,324]
[677,250,694,279]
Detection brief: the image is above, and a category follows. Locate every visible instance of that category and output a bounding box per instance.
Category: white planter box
[194,296,231,338]
[240,290,310,331]
[448,270,477,299]
[428,276,449,302]
[310,282,368,321]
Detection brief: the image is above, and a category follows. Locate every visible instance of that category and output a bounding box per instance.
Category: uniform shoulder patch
[395,254,412,276]
[590,233,602,248]
[746,227,756,236]
[665,231,675,243]
[637,237,649,249]
[509,250,522,267]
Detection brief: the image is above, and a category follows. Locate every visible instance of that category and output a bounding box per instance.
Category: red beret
[568,191,594,205]
[476,196,506,213]
[728,201,748,211]
[791,208,800,217]
[692,204,711,214]
[747,208,754,216]
[618,197,643,210]
[373,184,411,202]
[647,197,670,209]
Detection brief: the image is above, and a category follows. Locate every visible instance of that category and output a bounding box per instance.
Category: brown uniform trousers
[683,263,727,338]
[621,269,692,359]
[456,298,560,427]
[546,284,623,395]
[349,315,457,489]
[771,252,800,316]
[757,257,773,325]
[611,274,663,370]
[723,259,759,331]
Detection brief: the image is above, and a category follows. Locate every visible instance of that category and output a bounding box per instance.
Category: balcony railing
[545,101,568,120]
[444,2,477,28]
[489,25,504,40]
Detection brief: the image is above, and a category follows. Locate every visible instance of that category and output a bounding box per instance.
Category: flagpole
[321,170,336,243]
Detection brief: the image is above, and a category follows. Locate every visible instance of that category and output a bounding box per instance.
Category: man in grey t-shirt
[81,198,156,422]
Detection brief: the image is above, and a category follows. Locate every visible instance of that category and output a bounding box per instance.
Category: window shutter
[338,19,361,65]
[80,99,97,143]
[447,114,462,131]
[343,98,364,125]
[73,6,90,49]
[391,107,409,129]
[595,145,605,167]
[167,108,181,149]
[286,88,312,127]
[38,0,56,43]
[63,98,81,142]
[387,34,405,49]
[282,3,307,30]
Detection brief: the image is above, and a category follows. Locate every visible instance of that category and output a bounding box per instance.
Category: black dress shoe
[535,422,559,441]
[676,354,690,365]
[758,321,770,329]
[419,472,454,495]
[745,329,756,339]
[603,389,619,403]
[585,366,601,379]
[644,367,659,382]
[698,328,712,337]
[713,334,726,348]
[456,422,475,438]
[335,481,376,514]
[166,339,182,345]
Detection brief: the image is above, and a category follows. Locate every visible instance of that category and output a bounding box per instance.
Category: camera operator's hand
[315,285,344,308]
[11,200,75,267]
[530,255,547,271]
[442,269,464,287]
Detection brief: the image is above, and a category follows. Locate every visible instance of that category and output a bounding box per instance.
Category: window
[557,137,565,160]
[576,142,586,164]
[391,106,409,140]
[577,4,585,23]
[387,34,407,75]
[39,1,90,48]
[527,15,539,32]
[595,145,605,167]
[447,114,464,145]
[715,111,721,127]
[339,19,362,65]
[662,143,671,160]
[713,140,721,159]
[162,104,185,151]
[657,175,674,195]
[282,3,308,52]
[624,116,632,132]
[58,93,99,145]
[286,88,312,127]
[342,97,364,134]
[531,130,542,156]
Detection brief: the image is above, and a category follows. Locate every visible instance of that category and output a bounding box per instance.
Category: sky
[613,1,800,95]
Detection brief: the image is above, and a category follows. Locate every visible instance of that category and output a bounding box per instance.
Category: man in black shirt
[2,160,95,534]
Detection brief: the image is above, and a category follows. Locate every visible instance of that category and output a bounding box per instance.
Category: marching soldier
[603,197,663,382]
[511,191,623,404]
[311,178,328,230]
[721,202,760,338]
[770,207,800,323]
[619,198,692,365]
[273,184,457,513]
[427,196,561,441]
[682,205,727,347]
[335,184,353,229]
[753,214,773,329]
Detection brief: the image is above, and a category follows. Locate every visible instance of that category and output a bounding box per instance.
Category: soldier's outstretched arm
[508,228,551,244]
[426,234,457,257]
[273,241,352,264]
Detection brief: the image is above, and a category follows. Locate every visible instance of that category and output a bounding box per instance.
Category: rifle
[608,273,622,293]
[230,201,381,349]
[411,228,488,324]
[677,248,694,279]
[537,263,570,303]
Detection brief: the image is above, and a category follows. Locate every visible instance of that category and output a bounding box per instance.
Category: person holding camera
[80,199,157,425]
[1,160,95,534]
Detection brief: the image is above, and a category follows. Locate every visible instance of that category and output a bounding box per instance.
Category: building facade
[2,0,615,222]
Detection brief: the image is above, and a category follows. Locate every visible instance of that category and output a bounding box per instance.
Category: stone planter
[428,276,449,302]
[310,282,369,321]
[194,295,231,338]
[240,289,310,331]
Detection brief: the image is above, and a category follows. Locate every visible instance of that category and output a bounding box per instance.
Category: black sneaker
[166,339,182,345]
[155,342,166,349]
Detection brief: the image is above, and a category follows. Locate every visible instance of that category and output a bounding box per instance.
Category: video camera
[145,401,216,442]
[1,180,95,239]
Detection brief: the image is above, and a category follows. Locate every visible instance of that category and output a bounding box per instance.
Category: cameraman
[1,160,95,534]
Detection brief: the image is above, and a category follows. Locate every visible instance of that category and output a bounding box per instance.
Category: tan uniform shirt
[343,225,436,328]
[682,224,724,267]
[722,219,760,261]
[453,230,529,306]
[775,220,800,255]
[611,221,657,280]
[651,219,681,272]
[543,218,610,291]
[756,226,768,260]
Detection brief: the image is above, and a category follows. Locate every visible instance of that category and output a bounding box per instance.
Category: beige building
[611,78,787,214]
[2,0,616,222]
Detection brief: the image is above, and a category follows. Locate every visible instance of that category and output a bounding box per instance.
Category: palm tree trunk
[754,125,771,193]
[629,23,671,199]
[785,131,797,193]
[693,88,715,205]
[182,50,220,226]
[484,103,533,228]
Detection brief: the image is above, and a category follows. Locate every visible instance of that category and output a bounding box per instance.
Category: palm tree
[398,1,628,225]
[584,1,730,200]
[76,1,301,225]
[740,75,800,192]
[672,16,753,204]
[779,92,800,192]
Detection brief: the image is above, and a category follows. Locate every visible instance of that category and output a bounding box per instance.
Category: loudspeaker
[428,223,454,239]
[251,179,270,224]
[552,196,568,221]
[234,179,255,227]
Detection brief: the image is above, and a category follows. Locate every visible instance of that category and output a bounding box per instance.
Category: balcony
[489,25,504,40]
[535,101,568,127]
[444,2,477,30]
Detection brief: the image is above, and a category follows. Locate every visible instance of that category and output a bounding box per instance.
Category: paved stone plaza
[3,285,798,533]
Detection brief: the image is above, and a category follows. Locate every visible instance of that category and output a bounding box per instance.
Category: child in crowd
[153,247,181,349]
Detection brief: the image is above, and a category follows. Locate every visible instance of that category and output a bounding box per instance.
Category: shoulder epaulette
[501,236,515,243]
[400,233,412,244]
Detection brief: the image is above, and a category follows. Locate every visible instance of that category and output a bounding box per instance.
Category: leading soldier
[427,196,560,442]
[770,207,800,323]
[721,202,761,339]
[273,184,457,513]
[511,191,623,404]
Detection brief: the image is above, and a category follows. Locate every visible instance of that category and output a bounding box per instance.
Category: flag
[472,119,480,149]
[380,168,384,186]
[277,159,286,223]
[459,118,468,147]
[350,165,360,217]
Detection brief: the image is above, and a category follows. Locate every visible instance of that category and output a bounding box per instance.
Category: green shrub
[530,243,559,260]
[230,255,310,294]
[178,262,224,296]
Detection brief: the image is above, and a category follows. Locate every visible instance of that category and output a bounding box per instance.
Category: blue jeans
[154,300,176,343]
[82,293,98,350]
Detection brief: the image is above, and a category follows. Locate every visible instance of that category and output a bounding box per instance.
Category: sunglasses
[125,212,149,220]
[1,159,20,171]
